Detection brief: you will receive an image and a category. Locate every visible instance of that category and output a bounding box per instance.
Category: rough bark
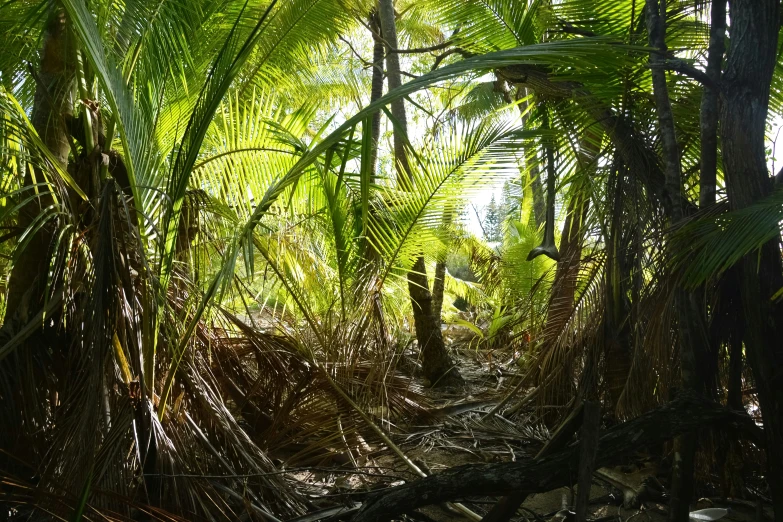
[360,10,386,269]
[5,7,74,323]
[353,392,759,522]
[431,209,454,321]
[0,3,77,493]
[409,258,461,386]
[377,0,461,386]
[698,0,726,208]
[719,0,783,518]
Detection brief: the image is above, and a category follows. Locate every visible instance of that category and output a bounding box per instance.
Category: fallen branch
[352,392,759,522]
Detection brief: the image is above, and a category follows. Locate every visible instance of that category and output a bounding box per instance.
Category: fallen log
[480,399,586,522]
[352,392,759,522]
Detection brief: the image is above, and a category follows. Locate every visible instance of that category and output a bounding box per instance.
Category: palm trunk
[0,3,75,491]
[368,10,385,183]
[377,0,462,386]
[646,2,709,519]
[431,258,446,321]
[719,1,783,518]
[698,0,726,208]
[377,0,409,176]
[5,7,74,323]
[360,10,386,270]
[604,160,632,413]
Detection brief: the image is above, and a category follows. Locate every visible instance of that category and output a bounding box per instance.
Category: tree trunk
[719,1,783,518]
[604,160,632,413]
[376,0,462,386]
[646,1,710,519]
[543,196,587,323]
[377,0,409,176]
[5,6,74,323]
[431,257,446,320]
[698,0,726,208]
[368,9,384,183]
[0,2,75,492]
[361,10,385,268]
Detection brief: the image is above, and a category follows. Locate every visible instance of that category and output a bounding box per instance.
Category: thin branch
[471,203,488,239]
[430,48,474,71]
[339,35,372,67]
[556,22,599,38]
[657,58,718,89]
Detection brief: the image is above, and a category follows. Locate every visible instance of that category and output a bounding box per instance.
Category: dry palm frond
[532,252,606,412]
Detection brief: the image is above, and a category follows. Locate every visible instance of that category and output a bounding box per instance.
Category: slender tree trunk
[361,10,385,269]
[377,0,410,176]
[646,2,710,520]
[5,7,74,323]
[646,0,682,221]
[698,0,731,501]
[368,10,384,183]
[604,160,632,413]
[376,0,462,386]
[720,1,783,518]
[543,196,587,323]
[698,0,726,208]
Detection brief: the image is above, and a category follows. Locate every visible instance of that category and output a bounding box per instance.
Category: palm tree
[2,0,783,520]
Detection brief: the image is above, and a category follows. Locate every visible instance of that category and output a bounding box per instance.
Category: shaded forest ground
[270,327,773,522]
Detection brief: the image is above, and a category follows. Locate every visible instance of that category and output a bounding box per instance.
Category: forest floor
[283,333,773,522]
